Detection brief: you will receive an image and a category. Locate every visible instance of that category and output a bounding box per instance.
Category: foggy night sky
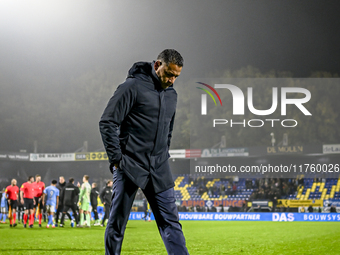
[0,0,339,152]
[1,0,339,80]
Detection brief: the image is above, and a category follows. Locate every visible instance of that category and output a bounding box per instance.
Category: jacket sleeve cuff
[110,154,122,165]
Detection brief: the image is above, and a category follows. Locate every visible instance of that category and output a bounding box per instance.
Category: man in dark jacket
[99,49,189,255]
[100,180,113,227]
[60,178,80,227]
[90,182,100,226]
[55,176,71,226]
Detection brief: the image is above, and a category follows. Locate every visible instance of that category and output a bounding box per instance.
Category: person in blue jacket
[0,189,8,223]
[99,49,189,255]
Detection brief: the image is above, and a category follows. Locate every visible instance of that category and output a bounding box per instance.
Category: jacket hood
[127,61,169,90]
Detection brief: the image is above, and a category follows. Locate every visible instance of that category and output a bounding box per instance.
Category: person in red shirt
[5,179,19,227]
[33,174,45,227]
[20,176,35,228]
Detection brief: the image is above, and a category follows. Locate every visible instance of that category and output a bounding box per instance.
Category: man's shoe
[10,224,12,227]
[54,223,58,227]
[13,223,17,227]
[59,224,64,227]
[39,224,42,228]
[29,225,33,228]
[24,224,27,228]
[93,222,101,226]
[52,225,55,228]
[46,225,50,228]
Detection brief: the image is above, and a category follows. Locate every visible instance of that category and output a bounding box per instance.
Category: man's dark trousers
[102,203,110,226]
[60,204,79,225]
[56,206,71,224]
[105,168,189,255]
[92,205,99,221]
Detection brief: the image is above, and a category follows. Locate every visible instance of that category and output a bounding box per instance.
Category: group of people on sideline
[0,174,113,228]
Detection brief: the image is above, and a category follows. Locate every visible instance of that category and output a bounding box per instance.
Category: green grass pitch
[1,220,339,254]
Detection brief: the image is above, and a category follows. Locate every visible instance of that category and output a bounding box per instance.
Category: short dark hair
[84,175,89,181]
[51,180,57,185]
[69,177,74,183]
[157,49,183,67]
[28,176,34,181]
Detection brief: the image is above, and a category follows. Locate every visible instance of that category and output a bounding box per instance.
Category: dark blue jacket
[99,61,176,193]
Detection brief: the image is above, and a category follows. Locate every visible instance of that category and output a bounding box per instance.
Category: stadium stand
[173,175,340,202]
[174,175,254,201]
[293,178,340,200]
